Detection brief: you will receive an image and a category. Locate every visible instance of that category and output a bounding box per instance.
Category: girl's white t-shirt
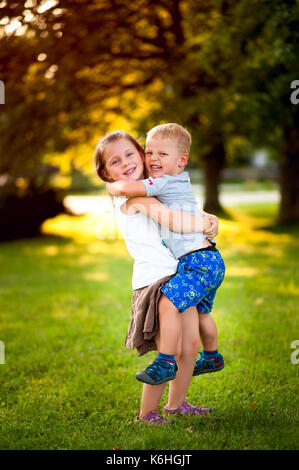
[113,196,178,290]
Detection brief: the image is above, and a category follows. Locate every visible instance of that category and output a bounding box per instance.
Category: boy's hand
[203,215,218,239]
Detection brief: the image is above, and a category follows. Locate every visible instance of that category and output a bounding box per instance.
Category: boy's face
[145,138,188,178]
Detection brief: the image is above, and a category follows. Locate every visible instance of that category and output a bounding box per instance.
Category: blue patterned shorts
[161,248,225,314]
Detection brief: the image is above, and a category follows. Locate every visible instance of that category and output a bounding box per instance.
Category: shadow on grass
[37,232,74,245]
[212,207,235,221]
[0,232,74,246]
[260,220,299,235]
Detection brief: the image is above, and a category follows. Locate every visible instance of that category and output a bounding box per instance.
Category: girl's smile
[123,166,137,176]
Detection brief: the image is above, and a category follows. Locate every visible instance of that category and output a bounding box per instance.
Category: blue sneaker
[193,352,224,376]
[136,358,177,385]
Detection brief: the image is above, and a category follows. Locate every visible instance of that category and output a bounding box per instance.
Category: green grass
[0,202,298,450]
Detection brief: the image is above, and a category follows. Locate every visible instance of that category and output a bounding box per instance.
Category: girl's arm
[106,180,146,197]
[125,197,214,234]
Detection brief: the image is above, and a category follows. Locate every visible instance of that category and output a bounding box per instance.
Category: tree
[0,0,298,240]
[131,0,299,219]
[1,0,229,238]
[208,0,299,222]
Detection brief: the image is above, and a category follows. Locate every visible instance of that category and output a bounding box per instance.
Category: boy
[107,123,225,384]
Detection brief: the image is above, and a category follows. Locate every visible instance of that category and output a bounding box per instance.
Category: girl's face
[103,138,145,182]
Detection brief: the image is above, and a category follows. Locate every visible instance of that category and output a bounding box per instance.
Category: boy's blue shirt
[141,171,216,259]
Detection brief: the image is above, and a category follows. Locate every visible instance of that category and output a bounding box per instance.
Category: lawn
[0,202,298,450]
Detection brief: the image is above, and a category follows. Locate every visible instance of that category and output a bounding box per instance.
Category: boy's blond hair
[146,123,191,154]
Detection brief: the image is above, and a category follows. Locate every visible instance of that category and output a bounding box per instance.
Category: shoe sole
[136,372,176,385]
[192,364,224,377]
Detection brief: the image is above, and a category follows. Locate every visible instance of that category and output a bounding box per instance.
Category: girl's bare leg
[139,382,167,418]
[166,306,200,409]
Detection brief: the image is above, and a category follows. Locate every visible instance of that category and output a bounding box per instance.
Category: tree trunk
[203,141,226,214]
[279,123,299,223]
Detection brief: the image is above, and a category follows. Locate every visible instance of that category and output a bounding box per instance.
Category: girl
[94,130,217,423]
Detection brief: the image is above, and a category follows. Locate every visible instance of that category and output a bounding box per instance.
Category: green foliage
[1,1,298,175]
[0,0,299,225]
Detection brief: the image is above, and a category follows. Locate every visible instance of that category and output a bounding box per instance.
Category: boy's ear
[179,153,189,167]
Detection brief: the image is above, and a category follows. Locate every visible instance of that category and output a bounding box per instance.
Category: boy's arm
[106,180,146,197]
[126,197,211,234]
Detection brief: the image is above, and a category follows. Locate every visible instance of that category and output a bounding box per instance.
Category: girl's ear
[179,153,189,167]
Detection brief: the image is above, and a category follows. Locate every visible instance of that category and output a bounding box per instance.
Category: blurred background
[0,0,298,239]
[0,0,299,451]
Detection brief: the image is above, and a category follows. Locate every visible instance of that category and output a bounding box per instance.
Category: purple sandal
[136,410,171,424]
[163,400,213,416]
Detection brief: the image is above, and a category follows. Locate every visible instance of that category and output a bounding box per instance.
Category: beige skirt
[125,273,175,356]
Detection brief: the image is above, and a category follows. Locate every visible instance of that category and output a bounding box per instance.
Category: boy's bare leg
[139,329,182,418]
[194,311,224,374]
[198,312,218,351]
[167,307,200,409]
[158,294,182,355]
[136,294,181,388]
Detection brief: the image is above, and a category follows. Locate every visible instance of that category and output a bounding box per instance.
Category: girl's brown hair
[94,130,145,182]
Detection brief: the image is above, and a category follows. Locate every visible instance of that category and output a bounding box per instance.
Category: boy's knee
[200,330,216,344]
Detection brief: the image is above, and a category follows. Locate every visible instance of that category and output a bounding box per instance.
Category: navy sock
[202,349,218,359]
[157,352,175,364]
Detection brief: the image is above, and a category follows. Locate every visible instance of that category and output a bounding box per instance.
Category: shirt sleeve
[141,176,169,197]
